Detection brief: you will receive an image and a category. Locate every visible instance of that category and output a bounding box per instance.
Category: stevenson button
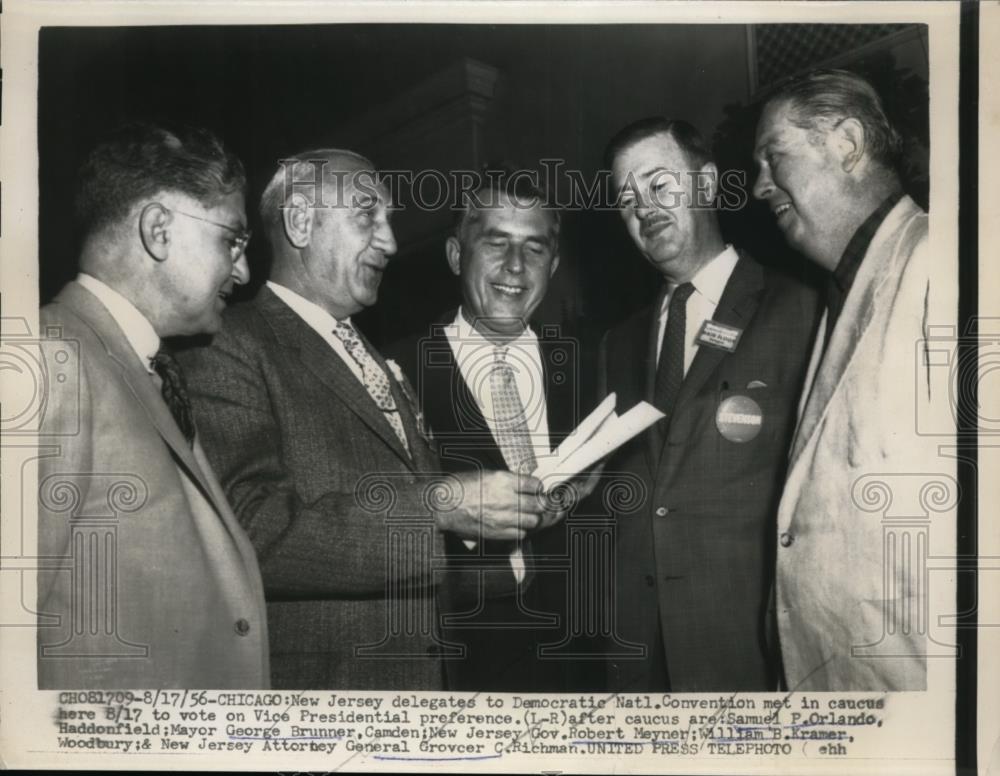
[644,575,655,587]
[426,645,441,656]
[779,532,794,548]
[234,618,251,636]
[655,507,669,517]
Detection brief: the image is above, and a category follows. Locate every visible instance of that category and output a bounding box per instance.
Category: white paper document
[533,393,665,490]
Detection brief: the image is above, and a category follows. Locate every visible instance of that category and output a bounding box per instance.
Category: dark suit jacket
[38,281,270,688]
[388,315,590,691]
[180,285,446,690]
[600,252,820,692]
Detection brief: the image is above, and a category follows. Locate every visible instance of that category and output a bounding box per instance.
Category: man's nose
[752,167,773,201]
[232,253,250,285]
[373,220,397,256]
[502,244,526,273]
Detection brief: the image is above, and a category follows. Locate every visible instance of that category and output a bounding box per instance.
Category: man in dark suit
[599,117,820,691]
[389,173,596,692]
[37,123,270,688]
[181,149,548,690]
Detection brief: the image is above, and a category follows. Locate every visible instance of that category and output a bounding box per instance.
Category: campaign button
[716,395,763,442]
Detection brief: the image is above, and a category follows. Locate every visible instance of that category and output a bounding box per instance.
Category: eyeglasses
[162,205,252,262]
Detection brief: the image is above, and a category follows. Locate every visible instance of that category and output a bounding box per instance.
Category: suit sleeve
[182,324,443,599]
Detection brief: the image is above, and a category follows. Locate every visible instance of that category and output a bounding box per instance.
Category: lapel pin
[696,320,743,352]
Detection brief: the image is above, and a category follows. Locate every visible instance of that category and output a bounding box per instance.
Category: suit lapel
[788,198,920,467]
[54,282,231,516]
[431,322,507,470]
[258,288,415,469]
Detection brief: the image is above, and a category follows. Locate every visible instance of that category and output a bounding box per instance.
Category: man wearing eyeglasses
[37,122,269,688]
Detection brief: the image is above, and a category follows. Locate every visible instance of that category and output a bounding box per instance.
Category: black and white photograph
[0,1,992,773]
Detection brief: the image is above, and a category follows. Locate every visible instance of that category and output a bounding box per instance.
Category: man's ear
[445,236,463,277]
[282,192,314,249]
[549,253,561,277]
[834,117,866,173]
[139,203,171,261]
[696,161,719,206]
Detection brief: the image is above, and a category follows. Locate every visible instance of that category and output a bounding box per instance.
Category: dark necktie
[150,349,196,447]
[653,282,695,430]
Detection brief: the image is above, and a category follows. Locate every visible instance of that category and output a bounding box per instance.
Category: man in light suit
[37,123,269,688]
[181,149,549,690]
[753,69,955,690]
[389,172,598,692]
[599,118,820,692]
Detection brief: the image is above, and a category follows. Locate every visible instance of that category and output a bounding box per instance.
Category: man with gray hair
[181,149,549,690]
[753,69,955,690]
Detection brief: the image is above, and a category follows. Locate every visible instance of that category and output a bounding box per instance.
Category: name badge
[696,320,743,352]
[716,395,763,442]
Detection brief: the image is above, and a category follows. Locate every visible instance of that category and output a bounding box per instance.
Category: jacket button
[779,532,794,548]
[234,618,251,636]
[426,645,441,656]
[655,506,668,517]
[644,575,655,587]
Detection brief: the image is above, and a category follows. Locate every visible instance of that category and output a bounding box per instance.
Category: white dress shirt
[266,280,365,384]
[655,244,740,376]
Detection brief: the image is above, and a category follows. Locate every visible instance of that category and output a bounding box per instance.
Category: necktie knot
[670,282,695,309]
[150,348,196,447]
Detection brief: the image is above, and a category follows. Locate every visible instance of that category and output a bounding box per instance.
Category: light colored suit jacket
[180,286,447,690]
[776,196,956,690]
[37,281,270,688]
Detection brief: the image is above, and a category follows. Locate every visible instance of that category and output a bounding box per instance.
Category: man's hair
[74,122,246,235]
[453,163,560,245]
[603,117,714,172]
[257,148,374,238]
[764,68,902,169]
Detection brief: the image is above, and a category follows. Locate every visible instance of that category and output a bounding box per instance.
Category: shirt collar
[76,273,160,373]
[452,306,538,351]
[832,190,904,293]
[659,244,739,317]
[267,280,350,330]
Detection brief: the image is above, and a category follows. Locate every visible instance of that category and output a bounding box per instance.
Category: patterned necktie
[332,320,410,455]
[150,348,196,448]
[489,346,538,475]
[653,282,696,429]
